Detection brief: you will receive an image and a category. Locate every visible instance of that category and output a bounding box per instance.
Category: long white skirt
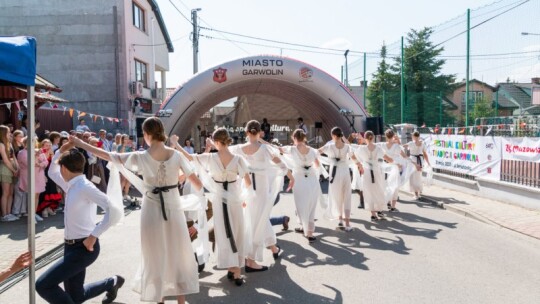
[292,171,319,235]
[327,164,352,219]
[409,169,424,193]
[210,192,248,269]
[361,165,387,212]
[246,172,277,262]
[133,190,199,302]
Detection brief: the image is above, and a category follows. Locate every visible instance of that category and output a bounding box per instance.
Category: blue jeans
[270,193,286,226]
[36,239,114,304]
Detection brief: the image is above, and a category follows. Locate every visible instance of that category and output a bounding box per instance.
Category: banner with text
[501,137,540,163]
[423,135,502,180]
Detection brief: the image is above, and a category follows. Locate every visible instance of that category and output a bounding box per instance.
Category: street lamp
[344,49,349,87]
[521,32,540,36]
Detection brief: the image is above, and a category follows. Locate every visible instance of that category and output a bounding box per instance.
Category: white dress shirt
[49,150,116,240]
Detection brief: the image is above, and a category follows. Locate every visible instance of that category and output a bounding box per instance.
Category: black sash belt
[330,158,340,183]
[151,184,179,221]
[251,173,256,190]
[413,155,423,168]
[213,179,238,253]
[370,169,375,183]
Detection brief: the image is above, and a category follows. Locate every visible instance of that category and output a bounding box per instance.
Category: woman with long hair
[12,130,25,156]
[111,133,122,152]
[281,129,322,242]
[352,131,394,221]
[0,125,19,222]
[319,127,353,231]
[71,117,202,304]
[174,128,251,286]
[406,131,431,199]
[11,130,27,217]
[87,137,107,193]
[230,120,294,272]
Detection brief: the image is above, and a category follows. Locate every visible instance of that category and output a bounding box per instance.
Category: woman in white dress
[352,131,394,221]
[230,120,294,272]
[281,129,321,243]
[406,131,431,199]
[318,127,353,231]
[174,128,251,286]
[379,129,410,212]
[72,117,202,304]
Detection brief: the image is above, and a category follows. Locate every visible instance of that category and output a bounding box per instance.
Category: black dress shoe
[272,245,281,260]
[198,263,205,273]
[294,227,304,234]
[307,236,316,243]
[245,265,268,273]
[234,276,244,286]
[282,216,290,231]
[102,275,125,304]
[227,271,234,280]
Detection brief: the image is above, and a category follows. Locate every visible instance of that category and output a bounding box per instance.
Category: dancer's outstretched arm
[69,136,112,162]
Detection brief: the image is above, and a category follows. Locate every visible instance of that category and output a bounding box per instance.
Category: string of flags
[2,99,129,125]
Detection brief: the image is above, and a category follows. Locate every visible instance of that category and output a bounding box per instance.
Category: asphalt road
[2,185,540,304]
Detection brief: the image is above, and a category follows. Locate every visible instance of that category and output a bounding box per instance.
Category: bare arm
[0,252,31,282]
[243,173,252,188]
[383,154,393,163]
[170,135,194,161]
[423,150,430,167]
[0,143,17,173]
[187,173,202,192]
[70,136,111,162]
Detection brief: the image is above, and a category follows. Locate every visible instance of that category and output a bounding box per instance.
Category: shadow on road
[189,262,343,303]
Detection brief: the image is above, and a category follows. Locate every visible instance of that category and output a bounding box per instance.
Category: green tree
[389,27,456,126]
[471,96,495,121]
[367,44,397,120]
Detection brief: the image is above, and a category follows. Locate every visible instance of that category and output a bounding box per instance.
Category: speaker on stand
[366,117,384,135]
[315,121,323,147]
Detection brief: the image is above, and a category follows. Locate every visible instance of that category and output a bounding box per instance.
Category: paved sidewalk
[0,213,65,272]
[412,184,540,241]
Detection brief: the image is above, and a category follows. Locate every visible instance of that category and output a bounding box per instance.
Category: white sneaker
[8,214,20,220]
[42,209,49,218]
[1,215,17,222]
[35,214,43,222]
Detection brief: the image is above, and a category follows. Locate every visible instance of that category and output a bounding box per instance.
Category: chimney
[532,77,540,85]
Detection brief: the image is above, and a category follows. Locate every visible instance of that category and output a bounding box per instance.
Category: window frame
[134,59,148,88]
[132,2,145,32]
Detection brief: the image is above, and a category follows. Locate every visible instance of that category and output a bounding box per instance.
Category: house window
[133,2,145,31]
[135,59,147,87]
[461,91,484,113]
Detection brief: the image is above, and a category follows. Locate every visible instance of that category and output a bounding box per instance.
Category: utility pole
[465,8,471,127]
[192,8,201,74]
[363,52,367,108]
[344,50,349,87]
[400,36,404,124]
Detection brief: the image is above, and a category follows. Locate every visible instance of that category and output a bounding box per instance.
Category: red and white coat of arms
[213,67,227,83]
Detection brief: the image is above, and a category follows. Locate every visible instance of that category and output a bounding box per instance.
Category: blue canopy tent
[0,36,38,303]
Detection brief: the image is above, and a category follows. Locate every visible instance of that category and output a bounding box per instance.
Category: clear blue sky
[156,0,540,88]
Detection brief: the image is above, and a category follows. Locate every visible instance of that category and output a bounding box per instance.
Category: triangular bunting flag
[485,126,493,136]
[469,127,473,134]
[459,128,465,134]
[15,101,20,111]
[79,112,86,118]
[89,113,94,118]
[69,108,74,117]
[47,101,53,108]
[93,115,98,122]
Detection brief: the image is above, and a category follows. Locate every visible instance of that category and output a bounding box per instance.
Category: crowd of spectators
[0,117,139,223]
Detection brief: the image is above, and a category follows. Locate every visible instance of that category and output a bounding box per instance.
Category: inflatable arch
[160,55,368,141]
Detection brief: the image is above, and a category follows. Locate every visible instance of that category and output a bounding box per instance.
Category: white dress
[192,153,249,269]
[230,144,281,262]
[320,142,352,219]
[379,143,404,201]
[408,141,427,193]
[110,151,199,302]
[283,146,320,235]
[352,145,387,212]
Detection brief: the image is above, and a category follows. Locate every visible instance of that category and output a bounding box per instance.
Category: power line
[199,26,378,55]
[199,34,366,57]
[167,0,193,25]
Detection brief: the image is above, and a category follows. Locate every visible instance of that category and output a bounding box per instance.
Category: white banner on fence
[502,137,540,163]
[422,135,502,180]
